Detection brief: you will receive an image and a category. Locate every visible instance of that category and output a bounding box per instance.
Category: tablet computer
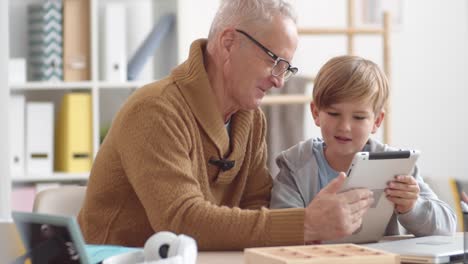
[326,150,420,244]
[11,212,143,264]
[11,211,91,264]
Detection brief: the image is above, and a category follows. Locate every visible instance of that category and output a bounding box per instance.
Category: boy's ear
[310,102,321,127]
[371,111,385,134]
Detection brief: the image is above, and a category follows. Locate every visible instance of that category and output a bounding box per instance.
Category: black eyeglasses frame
[235,29,298,80]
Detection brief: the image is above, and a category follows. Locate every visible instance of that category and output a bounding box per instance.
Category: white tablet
[326,150,420,244]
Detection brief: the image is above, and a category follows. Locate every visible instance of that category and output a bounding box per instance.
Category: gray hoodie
[270,137,456,236]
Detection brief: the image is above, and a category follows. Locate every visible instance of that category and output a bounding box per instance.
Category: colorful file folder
[63,0,91,81]
[54,93,93,172]
[26,102,54,176]
[28,1,63,81]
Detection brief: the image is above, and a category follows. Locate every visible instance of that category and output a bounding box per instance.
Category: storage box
[28,1,63,81]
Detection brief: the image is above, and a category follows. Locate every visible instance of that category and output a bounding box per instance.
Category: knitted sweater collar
[171,39,252,161]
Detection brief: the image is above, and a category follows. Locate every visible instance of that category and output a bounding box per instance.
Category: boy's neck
[323,148,355,172]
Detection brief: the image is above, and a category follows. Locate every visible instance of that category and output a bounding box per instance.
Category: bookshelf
[1,0,12,219]
[1,0,222,216]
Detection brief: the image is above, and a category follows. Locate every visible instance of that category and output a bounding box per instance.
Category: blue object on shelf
[127,13,175,81]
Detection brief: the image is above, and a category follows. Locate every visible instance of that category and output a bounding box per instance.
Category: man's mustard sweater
[78,39,304,250]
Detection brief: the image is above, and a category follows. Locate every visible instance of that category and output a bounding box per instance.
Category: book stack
[28,0,63,81]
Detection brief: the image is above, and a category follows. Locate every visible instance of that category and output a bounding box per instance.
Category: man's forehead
[253,19,298,59]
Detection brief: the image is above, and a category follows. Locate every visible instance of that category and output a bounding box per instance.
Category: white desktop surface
[195,234,466,264]
[194,236,415,264]
[197,251,243,264]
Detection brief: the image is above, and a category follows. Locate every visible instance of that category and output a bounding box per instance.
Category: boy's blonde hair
[312,55,389,114]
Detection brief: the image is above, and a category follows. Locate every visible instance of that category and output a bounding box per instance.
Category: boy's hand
[385,175,420,214]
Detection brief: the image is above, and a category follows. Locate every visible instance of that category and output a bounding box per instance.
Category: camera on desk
[104,232,197,264]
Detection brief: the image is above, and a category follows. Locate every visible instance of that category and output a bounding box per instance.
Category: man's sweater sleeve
[116,103,304,250]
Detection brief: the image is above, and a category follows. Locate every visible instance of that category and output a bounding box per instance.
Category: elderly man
[78,0,373,250]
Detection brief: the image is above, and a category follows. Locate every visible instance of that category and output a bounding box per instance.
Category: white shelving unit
[12,173,90,184]
[10,82,94,90]
[1,0,12,220]
[1,0,222,215]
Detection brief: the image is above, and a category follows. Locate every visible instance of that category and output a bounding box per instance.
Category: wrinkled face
[223,15,298,110]
[311,100,384,158]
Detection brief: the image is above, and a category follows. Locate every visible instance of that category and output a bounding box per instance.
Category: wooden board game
[244,243,400,264]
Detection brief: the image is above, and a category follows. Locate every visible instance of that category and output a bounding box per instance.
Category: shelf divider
[12,172,90,184]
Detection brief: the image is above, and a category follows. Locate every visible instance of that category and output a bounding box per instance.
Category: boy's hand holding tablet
[386,175,421,214]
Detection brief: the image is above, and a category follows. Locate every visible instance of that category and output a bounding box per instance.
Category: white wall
[176,0,220,62]
[0,0,12,220]
[391,0,468,180]
[293,0,468,181]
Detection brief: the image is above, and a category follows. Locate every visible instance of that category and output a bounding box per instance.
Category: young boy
[270,55,456,237]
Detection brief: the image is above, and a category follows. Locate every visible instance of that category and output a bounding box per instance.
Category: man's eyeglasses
[236,29,298,81]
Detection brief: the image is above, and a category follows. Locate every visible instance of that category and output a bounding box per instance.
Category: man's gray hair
[208,0,297,40]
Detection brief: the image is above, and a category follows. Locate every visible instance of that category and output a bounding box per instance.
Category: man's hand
[385,175,420,214]
[304,172,374,242]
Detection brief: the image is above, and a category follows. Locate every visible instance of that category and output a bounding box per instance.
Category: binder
[63,0,90,81]
[27,1,63,81]
[9,95,25,178]
[54,93,93,172]
[127,14,175,81]
[101,3,127,81]
[126,0,154,81]
[26,102,54,177]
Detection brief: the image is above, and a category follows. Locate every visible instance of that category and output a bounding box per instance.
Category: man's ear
[310,102,320,127]
[371,110,385,134]
[218,28,237,60]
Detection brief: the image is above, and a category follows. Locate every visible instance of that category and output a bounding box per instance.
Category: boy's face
[311,100,384,158]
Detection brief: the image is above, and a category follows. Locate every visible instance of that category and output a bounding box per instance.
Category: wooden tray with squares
[244,243,400,264]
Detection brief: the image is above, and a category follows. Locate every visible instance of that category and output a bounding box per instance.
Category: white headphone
[103,232,197,264]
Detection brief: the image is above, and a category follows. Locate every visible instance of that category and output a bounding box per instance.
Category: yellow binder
[54,92,93,172]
